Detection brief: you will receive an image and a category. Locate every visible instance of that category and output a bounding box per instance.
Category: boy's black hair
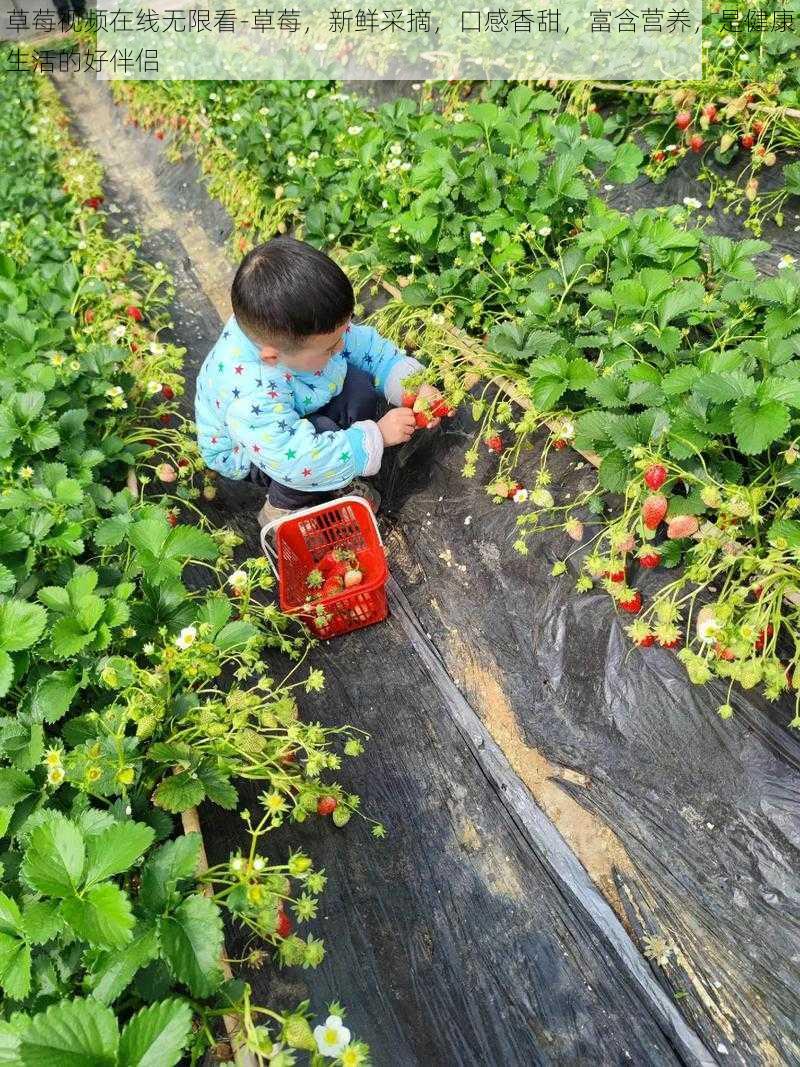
[231,237,355,349]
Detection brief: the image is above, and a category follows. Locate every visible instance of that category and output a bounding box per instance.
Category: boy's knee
[345,367,379,421]
[310,414,340,434]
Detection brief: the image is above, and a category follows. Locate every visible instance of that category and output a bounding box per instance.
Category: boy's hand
[414,383,444,430]
[377,407,417,446]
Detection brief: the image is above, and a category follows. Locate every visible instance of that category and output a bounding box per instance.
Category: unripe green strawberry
[237,729,266,754]
[135,714,158,738]
[332,806,352,827]
[283,1016,316,1052]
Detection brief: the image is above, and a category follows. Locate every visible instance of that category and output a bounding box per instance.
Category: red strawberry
[276,912,292,938]
[430,398,455,418]
[660,636,681,649]
[177,458,190,469]
[317,795,337,816]
[160,413,171,425]
[754,624,774,651]
[485,435,503,454]
[715,643,736,661]
[162,385,175,400]
[130,342,139,353]
[144,438,158,447]
[638,634,656,647]
[606,568,626,583]
[82,196,103,209]
[620,590,642,614]
[642,493,668,530]
[155,129,165,141]
[167,513,178,527]
[126,305,143,321]
[667,514,700,540]
[414,410,431,428]
[675,110,692,130]
[279,749,296,765]
[652,150,666,162]
[321,575,344,598]
[638,551,661,569]
[506,482,523,500]
[85,309,95,324]
[643,464,667,491]
[751,584,764,600]
[703,103,718,122]
[753,119,764,136]
[401,391,417,409]
[740,133,754,149]
[689,134,704,153]
[553,439,567,450]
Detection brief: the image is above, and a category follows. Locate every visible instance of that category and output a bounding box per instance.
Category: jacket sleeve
[226,381,383,488]
[343,324,424,406]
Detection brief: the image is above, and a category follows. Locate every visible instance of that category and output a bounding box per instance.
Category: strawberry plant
[0,48,372,1064]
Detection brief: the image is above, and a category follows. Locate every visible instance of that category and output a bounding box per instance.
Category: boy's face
[259,320,350,373]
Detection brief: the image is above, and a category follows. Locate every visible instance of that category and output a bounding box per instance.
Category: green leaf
[0,768,34,807]
[0,599,47,652]
[396,212,437,244]
[598,451,628,491]
[17,997,118,1067]
[152,772,205,814]
[117,999,193,1067]
[94,515,133,549]
[128,518,170,558]
[0,932,31,1000]
[88,927,159,1006]
[164,526,219,563]
[767,518,800,549]
[730,398,790,454]
[160,894,224,997]
[51,616,94,658]
[30,670,80,724]
[604,142,643,184]
[140,835,201,914]
[0,651,14,699]
[693,371,757,404]
[21,900,62,945]
[21,813,85,898]
[0,892,21,934]
[661,364,701,396]
[61,883,135,948]
[83,822,155,888]
[213,620,258,652]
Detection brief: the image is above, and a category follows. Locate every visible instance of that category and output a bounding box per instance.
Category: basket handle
[259,494,383,577]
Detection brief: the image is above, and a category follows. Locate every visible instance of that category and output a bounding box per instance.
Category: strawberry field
[3,12,800,1067]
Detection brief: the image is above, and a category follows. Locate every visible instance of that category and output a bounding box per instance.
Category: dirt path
[49,66,800,1066]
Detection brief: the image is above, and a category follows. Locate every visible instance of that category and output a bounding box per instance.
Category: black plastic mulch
[50,67,800,1067]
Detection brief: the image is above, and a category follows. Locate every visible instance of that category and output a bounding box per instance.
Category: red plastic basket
[260,495,388,639]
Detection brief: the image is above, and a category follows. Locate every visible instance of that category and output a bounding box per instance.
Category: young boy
[195,237,442,527]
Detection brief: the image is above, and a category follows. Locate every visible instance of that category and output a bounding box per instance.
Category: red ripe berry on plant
[689,134,704,153]
[642,493,668,530]
[276,912,292,939]
[162,385,175,400]
[619,590,642,614]
[126,305,143,322]
[643,464,667,491]
[485,435,503,454]
[675,111,692,130]
[638,550,661,569]
[317,796,338,816]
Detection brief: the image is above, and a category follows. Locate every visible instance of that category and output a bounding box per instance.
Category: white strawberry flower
[537,225,552,236]
[347,125,363,136]
[306,88,317,98]
[175,625,197,651]
[513,488,529,503]
[387,158,402,171]
[228,569,248,590]
[453,112,465,123]
[720,33,735,47]
[314,1015,351,1058]
[146,380,162,395]
[470,230,485,246]
[309,150,320,161]
[232,112,241,122]
[401,162,412,171]
[682,196,702,210]
[109,324,127,340]
[778,254,796,270]
[390,142,402,155]
[696,606,721,643]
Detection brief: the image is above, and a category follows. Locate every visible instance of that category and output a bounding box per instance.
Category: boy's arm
[343,323,424,406]
[226,382,383,489]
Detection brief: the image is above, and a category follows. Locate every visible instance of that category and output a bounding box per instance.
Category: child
[195,237,443,527]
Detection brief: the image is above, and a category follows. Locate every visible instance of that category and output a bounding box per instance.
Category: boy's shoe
[257,500,292,531]
[347,479,381,514]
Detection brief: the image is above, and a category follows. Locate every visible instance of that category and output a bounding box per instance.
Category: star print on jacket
[194,313,423,489]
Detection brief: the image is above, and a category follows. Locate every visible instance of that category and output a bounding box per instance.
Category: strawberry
[666,514,700,539]
[130,342,139,353]
[740,132,754,149]
[485,435,504,454]
[620,590,642,614]
[606,568,626,583]
[715,643,736,661]
[660,636,681,649]
[430,398,455,418]
[754,624,774,651]
[279,749,296,765]
[689,134,704,153]
[144,438,158,447]
[177,458,190,469]
[82,196,103,209]
[642,493,668,530]
[317,795,337,816]
[160,413,171,425]
[401,391,417,409]
[343,567,363,588]
[414,410,431,428]
[553,439,567,450]
[652,150,666,162]
[162,385,175,400]
[703,103,718,122]
[752,119,764,136]
[126,305,143,321]
[321,575,344,598]
[84,309,95,324]
[638,634,656,647]
[675,110,692,130]
[643,464,667,491]
[638,551,661,568]
[751,584,764,600]
[167,513,178,527]
[155,129,165,141]
[506,482,524,500]
[276,912,292,938]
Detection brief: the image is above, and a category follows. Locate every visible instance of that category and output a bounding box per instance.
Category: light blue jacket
[195,315,421,488]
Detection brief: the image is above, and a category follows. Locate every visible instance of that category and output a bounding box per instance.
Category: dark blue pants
[248,364,379,509]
